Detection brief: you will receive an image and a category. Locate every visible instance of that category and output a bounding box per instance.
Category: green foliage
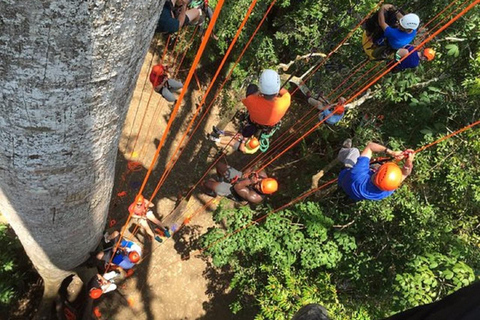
[0,224,24,308]
[197,1,480,320]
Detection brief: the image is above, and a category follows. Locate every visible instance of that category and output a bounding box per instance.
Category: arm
[177,3,187,27]
[378,4,395,30]
[360,141,403,159]
[401,150,415,181]
[233,182,264,204]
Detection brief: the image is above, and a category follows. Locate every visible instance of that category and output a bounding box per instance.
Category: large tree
[0,0,163,316]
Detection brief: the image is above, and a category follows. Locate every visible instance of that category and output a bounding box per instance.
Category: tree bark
[0,0,164,317]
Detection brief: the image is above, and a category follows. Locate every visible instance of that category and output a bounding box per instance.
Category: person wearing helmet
[128,195,171,242]
[377,4,419,50]
[149,64,183,103]
[241,69,291,137]
[96,231,143,270]
[87,274,117,300]
[307,95,347,125]
[156,0,201,34]
[337,139,414,201]
[389,45,435,72]
[206,127,261,155]
[203,162,276,204]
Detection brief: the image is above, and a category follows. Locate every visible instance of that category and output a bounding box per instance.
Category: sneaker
[342,138,352,149]
[206,133,220,142]
[103,232,110,243]
[164,227,171,238]
[154,236,163,243]
[212,126,224,136]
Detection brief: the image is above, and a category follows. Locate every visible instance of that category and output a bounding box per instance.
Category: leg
[185,8,201,25]
[166,79,183,91]
[139,219,156,239]
[308,97,326,109]
[215,162,229,177]
[160,87,177,102]
[337,146,360,168]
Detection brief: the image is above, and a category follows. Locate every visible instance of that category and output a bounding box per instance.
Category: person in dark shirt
[337,139,414,201]
[390,46,435,72]
[156,0,201,34]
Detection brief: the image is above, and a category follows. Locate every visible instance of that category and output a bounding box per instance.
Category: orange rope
[174,26,199,78]
[138,99,166,160]
[106,0,226,271]
[148,0,260,200]
[290,0,385,97]
[160,35,171,64]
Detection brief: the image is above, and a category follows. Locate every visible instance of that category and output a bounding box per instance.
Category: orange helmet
[151,64,165,76]
[247,137,260,149]
[260,178,278,194]
[89,288,103,300]
[333,105,345,115]
[423,48,435,61]
[136,195,144,204]
[128,251,141,263]
[373,162,403,191]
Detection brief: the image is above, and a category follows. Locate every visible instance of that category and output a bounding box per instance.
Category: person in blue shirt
[307,95,347,125]
[156,0,201,34]
[390,46,436,72]
[377,4,419,50]
[96,231,142,271]
[337,139,415,201]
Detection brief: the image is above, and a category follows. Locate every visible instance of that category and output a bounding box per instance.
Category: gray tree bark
[0,0,163,317]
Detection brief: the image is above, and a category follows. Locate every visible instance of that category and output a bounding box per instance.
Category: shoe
[206,133,219,142]
[154,236,163,243]
[342,138,352,149]
[164,227,171,238]
[104,232,110,243]
[212,126,224,135]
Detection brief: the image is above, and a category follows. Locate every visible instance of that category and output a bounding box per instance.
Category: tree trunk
[0,0,163,317]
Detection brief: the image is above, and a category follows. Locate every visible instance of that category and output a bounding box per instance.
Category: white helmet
[259,69,280,95]
[399,13,420,30]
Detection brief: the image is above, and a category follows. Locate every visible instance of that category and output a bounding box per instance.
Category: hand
[389,150,404,160]
[404,149,415,162]
[249,172,258,183]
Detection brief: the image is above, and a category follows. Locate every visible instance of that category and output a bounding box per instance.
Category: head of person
[372,162,403,191]
[257,178,278,195]
[259,69,281,100]
[128,251,141,264]
[421,48,435,61]
[399,13,420,33]
[247,137,260,149]
[136,195,145,207]
[152,64,165,76]
[89,287,103,300]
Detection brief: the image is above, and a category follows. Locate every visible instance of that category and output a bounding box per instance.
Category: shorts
[337,147,360,168]
[214,182,233,197]
[223,166,242,182]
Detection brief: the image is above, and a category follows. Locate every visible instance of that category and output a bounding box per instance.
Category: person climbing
[240,69,291,137]
[206,127,261,155]
[96,231,143,270]
[389,46,435,72]
[337,139,414,201]
[128,195,171,242]
[307,95,347,125]
[203,162,278,204]
[363,4,420,59]
[185,0,218,40]
[156,0,201,34]
[149,64,183,103]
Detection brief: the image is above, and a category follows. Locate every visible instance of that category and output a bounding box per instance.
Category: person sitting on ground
[203,162,278,205]
[87,273,118,300]
[376,4,419,50]
[128,195,171,242]
[307,95,347,125]
[149,64,183,103]
[337,139,415,201]
[96,231,143,271]
[240,69,291,137]
[389,45,435,72]
[206,127,261,155]
[156,0,201,34]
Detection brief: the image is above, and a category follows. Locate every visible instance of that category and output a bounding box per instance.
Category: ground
[97,41,251,319]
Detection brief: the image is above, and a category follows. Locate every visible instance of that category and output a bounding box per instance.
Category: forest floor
[97,43,254,320]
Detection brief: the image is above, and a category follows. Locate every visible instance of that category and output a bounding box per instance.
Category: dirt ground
[99,43,246,319]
